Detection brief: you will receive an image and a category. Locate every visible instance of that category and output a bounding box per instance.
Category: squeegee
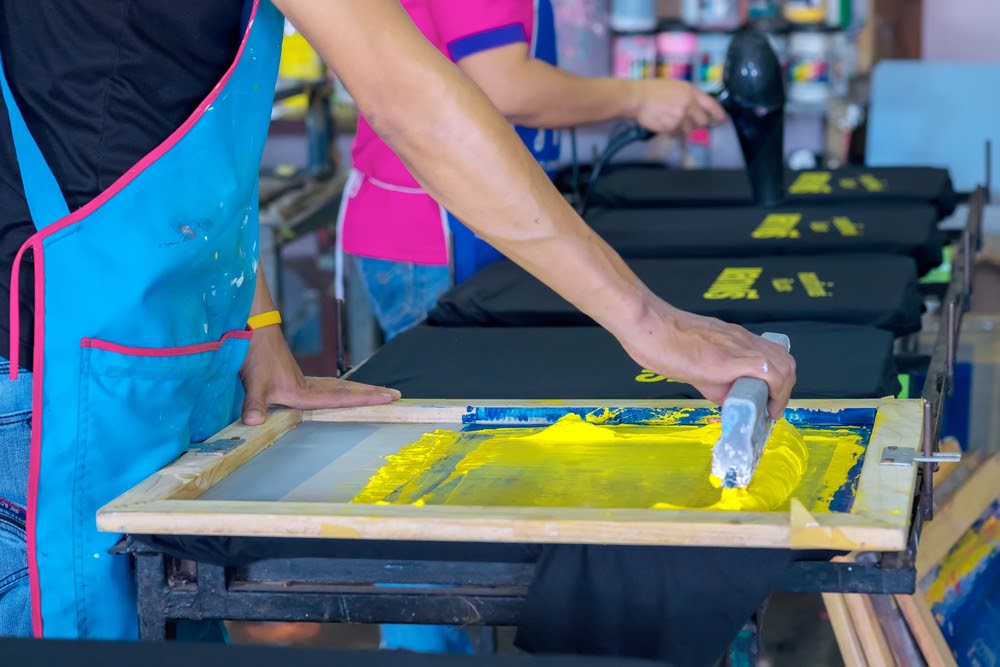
[710,332,792,488]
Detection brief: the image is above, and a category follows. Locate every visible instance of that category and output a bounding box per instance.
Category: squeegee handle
[724,332,791,408]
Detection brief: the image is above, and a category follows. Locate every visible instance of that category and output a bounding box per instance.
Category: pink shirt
[339,0,536,266]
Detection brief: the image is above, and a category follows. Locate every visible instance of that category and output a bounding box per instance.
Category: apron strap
[0,54,71,228]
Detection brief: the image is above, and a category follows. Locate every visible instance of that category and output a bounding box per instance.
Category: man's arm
[456,42,725,135]
[274,0,794,416]
[239,264,401,426]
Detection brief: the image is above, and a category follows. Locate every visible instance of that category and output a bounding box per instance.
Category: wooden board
[823,592,869,667]
[897,453,1000,667]
[97,399,923,550]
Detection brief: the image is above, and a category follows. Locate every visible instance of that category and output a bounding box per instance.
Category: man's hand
[633,79,727,136]
[239,325,401,426]
[616,298,796,420]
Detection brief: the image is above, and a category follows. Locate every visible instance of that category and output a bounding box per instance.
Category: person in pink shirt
[338,0,725,341]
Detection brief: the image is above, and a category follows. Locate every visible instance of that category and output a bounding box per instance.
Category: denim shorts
[0,357,32,637]
[352,256,451,341]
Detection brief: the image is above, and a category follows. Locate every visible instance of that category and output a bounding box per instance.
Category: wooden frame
[97,398,923,551]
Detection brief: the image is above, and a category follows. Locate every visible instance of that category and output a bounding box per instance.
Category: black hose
[576,125,654,216]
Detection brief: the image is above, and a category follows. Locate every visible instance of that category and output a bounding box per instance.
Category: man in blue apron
[0,0,795,646]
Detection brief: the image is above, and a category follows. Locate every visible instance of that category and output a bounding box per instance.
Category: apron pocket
[71,329,251,637]
[78,329,253,480]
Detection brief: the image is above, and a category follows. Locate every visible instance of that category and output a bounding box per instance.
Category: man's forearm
[275,0,667,342]
[459,46,640,129]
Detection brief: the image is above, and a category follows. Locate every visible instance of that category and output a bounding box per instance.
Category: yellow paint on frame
[351,415,867,513]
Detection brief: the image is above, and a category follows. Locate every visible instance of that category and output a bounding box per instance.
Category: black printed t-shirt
[579,164,958,220]
[0,1,245,370]
[347,322,901,400]
[428,254,925,337]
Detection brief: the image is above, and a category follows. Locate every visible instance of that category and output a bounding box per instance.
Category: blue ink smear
[461,406,716,425]
[462,405,878,429]
[784,408,877,427]
[827,426,874,513]
[927,499,1000,667]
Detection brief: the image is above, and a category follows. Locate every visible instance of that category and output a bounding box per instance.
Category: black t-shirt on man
[0,1,245,370]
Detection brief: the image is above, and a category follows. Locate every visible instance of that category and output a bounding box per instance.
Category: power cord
[576,124,654,216]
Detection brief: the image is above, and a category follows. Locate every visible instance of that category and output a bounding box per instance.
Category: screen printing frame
[99,398,923,552]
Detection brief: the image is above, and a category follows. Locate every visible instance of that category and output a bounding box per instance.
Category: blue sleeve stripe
[447,23,528,61]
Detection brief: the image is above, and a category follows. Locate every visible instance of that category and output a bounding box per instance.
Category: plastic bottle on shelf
[695,32,733,92]
[698,0,748,30]
[825,0,852,28]
[613,31,658,79]
[610,0,657,32]
[783,0,827,24]
[656,20,698,81]
[681,0,701,26]
[787,25,832,105]
[748,0,782,19]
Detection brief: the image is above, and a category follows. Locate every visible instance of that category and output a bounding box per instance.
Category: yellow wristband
[247,310,282,330]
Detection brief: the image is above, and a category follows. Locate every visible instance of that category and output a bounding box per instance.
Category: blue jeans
[352,256,451,341]
[0,358,32,637]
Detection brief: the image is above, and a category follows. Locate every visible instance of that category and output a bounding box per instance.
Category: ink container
[613,30,658,79]
[656,20,697,81]
[695,31,733,93]
[787,24,833,105]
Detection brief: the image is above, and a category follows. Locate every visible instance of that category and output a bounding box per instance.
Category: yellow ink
[752,214,801,239]
[772,277,795,293]
[859,174,886,192]
[810,220,831,233]
[789,172,832,194]
[703,268,762,301]
[839,177,858,189]
[351,415,867,513]
[652,420,808,511]
[798,272,834,297]
[634,370,678,383]
[833,216,863,237]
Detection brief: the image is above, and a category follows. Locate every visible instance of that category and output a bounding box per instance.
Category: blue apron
[451,0,562,283]
[1,0,282,639]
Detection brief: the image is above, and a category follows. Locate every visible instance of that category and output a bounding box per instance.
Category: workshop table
[124,534,912,643]
[99,398,925,643]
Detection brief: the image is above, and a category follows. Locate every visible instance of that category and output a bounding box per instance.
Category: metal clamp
[188,437,246,455]
[881,446,961,467]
